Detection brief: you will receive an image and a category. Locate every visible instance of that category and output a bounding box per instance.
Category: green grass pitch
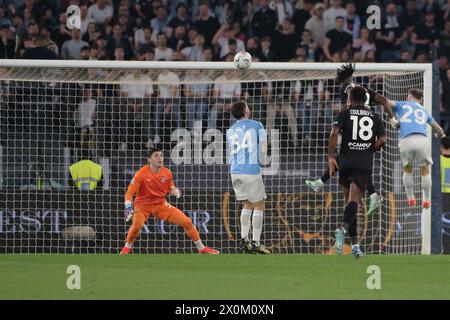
[1,254,450,299]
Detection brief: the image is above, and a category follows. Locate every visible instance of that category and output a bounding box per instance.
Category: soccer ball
[233,51,252,69]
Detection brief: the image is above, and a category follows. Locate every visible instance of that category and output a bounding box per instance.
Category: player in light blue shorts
[226,101,270,254]
[380,89,446,208]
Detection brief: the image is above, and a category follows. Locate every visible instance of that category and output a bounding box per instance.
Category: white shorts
[231,174,267,203]
[398,134,433,167]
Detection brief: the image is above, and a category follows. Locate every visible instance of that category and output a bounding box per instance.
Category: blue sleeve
[426,108,435,124]
[392,101,401,114]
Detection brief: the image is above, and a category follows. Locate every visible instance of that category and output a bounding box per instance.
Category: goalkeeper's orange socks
[240,208,252,241]
[252,210,264,246]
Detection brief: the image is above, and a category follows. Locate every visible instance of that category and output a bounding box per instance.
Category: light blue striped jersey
[393,101,435,139]
[226,119,267,175]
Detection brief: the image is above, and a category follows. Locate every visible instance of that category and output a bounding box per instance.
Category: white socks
[240,208,252,241]
[252,210,264,246]
[125,242,132,248]
[403,172,432,203]
[421,174,432,202]
[194,240,205,250]
[403,172,414,200]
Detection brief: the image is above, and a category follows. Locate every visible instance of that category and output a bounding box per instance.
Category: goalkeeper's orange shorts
[134,201,186,223]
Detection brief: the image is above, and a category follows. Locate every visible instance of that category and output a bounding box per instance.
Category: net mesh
[0,64,426,254]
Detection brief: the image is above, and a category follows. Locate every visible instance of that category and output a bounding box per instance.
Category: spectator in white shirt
[323,0,347,32]
[87,0,113,26]
[274,0,294,27]
[304,2,326,48]
[181,33,205,61]
[61,29,89,59]
[80,5,94,36]
[212,23,245,59]
[154,32,173,61]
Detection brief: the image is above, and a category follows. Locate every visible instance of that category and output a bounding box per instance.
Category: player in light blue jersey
[226,101,270,254]
[380,89,446,209]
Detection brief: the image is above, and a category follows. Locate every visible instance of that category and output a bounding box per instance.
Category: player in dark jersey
[306,63,392,215]
[328,86,387,258]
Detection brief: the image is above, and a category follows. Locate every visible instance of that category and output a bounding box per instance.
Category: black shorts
[339,167,371,191]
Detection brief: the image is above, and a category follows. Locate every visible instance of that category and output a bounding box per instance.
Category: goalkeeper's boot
[305,179,324,192]
[251,242,271,254]
[351,244,364,259]
[334,227,346,255]
[422,200,431,209]
[120,247,131,255]
[407,198,417,207]
[240,239,253,254]
[367,193,381,216]
[198,246,220,254]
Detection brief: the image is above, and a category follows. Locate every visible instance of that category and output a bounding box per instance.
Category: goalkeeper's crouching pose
[120,148,219,255]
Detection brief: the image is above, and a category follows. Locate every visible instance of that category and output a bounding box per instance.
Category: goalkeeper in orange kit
[120,148,220,255]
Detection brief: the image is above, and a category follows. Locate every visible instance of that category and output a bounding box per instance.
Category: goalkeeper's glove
[124,202,134,222]
[389,117,399,129]
[171,186,181,198]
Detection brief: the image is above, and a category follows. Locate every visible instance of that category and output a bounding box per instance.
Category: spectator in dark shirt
[438,55,449,84]
[193,4,220,44]
[440,20,450,57]
[259,36,275,62]
[415,51,430,63]
[396,49,413,63]
[0,25,15,58]
[107,23,133,60]
[167,2,190,38]
[16,22,40,57]
[0,8,11,28]
[52,13,72,49]
[245,36,260,59]
[21,0,43,22]
[250,0,277,38]
[167,25,188,52]
[80,46,91,60]
[83,22,99,45]
[323,16,352,61]
[402,0,423,37]
[22,34,59,59]
[116,14,134,39]
[293,0,314,34]
[412,12,440,58]
[272,17,298,62]
[12,14,27,42]
[202,46,214,61]
[114,47,125,60]
[422,0,444,29]
[376,2,407,62]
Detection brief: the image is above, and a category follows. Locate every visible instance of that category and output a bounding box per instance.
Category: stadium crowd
[0,0,450,151]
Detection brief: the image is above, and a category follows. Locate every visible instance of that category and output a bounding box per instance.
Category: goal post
[0,59,437,254]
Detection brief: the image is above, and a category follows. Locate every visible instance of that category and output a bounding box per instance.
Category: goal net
[0,60,432,254]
